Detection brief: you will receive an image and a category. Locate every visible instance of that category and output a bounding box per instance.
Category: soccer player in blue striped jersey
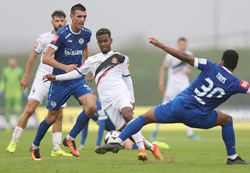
[96,37,250,165]
[29,4,97,160]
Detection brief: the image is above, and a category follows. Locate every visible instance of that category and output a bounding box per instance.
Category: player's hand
[148,37,164,49]
[87,72,94,82]
[43,74,56,82]
[65,64,78,72]
[20,76,29,90]
[95,146,100,150]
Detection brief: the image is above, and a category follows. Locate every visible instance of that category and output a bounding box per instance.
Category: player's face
[97,34,112,54]
[51,16,66,32]
[178,40,187,52]
[71,10,87,32]
[8,58,17,68]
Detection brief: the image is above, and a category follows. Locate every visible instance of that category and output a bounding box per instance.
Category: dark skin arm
[149,37,195,66]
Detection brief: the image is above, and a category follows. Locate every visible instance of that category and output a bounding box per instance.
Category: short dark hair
[96,28,111,38]
[178,37,187,42]
[221,50,239,70]
[51,10,66,19]
[71,3,86,15]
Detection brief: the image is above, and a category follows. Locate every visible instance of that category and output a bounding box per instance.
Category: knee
[46,111,58,124]
[85,104,97,116]
[122,109,134,123]
[221,115,233,126]
[224,115,233,124]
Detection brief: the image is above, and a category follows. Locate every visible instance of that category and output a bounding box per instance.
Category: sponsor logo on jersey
[52,35,59,44]
[51,101,57,108]
[240,80,250,90]
[79,38,84,45]
[64,49,83,56]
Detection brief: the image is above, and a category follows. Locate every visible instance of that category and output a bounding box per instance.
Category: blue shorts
[155,99,218,129]
[47,79,93,110]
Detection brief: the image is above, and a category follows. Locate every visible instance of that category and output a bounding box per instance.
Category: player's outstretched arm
[149,37,195,66]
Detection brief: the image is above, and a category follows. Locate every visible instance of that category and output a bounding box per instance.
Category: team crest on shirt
[79,38,84,45]
[51,101,57,108]
[111,57,118,64]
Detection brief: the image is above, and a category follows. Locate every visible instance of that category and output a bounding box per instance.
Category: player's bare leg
[63,94,97,157]
[51,108,72,157]
[215,111,249,165]
[7,100,39,153]
[30,110,59,160]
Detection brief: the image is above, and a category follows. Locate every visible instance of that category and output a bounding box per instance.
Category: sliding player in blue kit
[29,3,97,160]
[96,37,250,165]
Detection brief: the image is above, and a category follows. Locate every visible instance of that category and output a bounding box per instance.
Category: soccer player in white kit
[150,37,199,140]
[43,28,163,162]
[6,11,72,157]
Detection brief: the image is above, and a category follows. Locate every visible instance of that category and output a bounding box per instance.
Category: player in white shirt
[6,11,72,157]
[150,37,199,140]
[43,28,163,162]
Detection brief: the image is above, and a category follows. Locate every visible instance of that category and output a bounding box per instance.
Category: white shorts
[104,95,133,130]
[28,77,50,104]
[28,77,66,107]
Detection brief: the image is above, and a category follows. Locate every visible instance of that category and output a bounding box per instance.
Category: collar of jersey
[69,24,81,35]
[102,50,114,55]
[222,66,232,74]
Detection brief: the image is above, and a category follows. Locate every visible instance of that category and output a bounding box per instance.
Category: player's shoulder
[88,52,101,60]
[81,27,92,36]
[37,31,53,40]
[56,25,69,37]
[113,51,129,61]
[113,51,127,57]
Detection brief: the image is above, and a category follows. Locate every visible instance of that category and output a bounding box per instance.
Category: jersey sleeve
[235,79,250,94]
[49,32,64,51]
[33,35,45,54]
[194,58,213,70]
[122,55,131,77]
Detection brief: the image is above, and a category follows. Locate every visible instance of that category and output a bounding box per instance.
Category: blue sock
[69,110,90,139]
[132,143,138,150]
[119,116,147,141]
[33,119,52,146]
[222,121,236,156]
[80,125,88,145]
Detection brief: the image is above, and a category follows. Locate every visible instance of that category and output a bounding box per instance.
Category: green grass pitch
[0,128,250,173]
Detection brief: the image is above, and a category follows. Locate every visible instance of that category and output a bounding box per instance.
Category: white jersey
[57,50,135,109]
[33,31,54,77]
[163,50,193,101]
[27,31,54,104]
[85,51,134,109]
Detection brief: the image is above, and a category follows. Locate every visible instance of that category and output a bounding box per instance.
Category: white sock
[228,154,237,160]
[143,137,154,151]
[52,132,62,151]
[187,127,193,137]
[66,134,75,141]
[124,119,145,150]
[31,143,38,150]
[12,126,24,143]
